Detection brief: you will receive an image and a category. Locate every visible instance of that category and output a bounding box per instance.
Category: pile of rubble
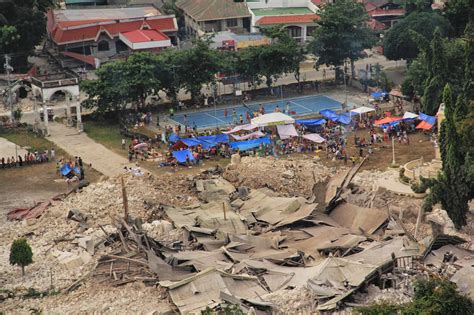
[223,155,336,197]
[1,157,472,314]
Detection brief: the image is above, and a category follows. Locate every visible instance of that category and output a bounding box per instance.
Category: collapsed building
[1,156,472,313]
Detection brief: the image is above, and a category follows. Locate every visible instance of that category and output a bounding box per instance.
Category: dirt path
[47,123,130,178]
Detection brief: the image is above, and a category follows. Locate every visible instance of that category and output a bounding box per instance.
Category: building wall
[183,13,246,36]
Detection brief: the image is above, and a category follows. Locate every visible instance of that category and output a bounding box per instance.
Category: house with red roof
[248,0,321,43]
[46,6,178,68]
[362,0,405,28]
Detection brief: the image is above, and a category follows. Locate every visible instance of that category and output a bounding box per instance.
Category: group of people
[56,156,85,183]
[1,148,55,169]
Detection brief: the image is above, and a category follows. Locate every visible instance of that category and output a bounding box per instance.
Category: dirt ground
[0,162,101,225]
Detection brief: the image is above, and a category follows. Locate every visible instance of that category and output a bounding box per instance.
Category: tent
[402,111,418,120]
[60,163,80,178]
[133,143,148,151]
[229,137,271,151]
[231,130,266,141]
[172,149,195,163]
[374,116,402,126]
[336,114,352,125]
[371,91,387,99]
[416,121,433,130]
[222,124,257,134]
[168,133,181,143]
[296,118,327,126]
[277,124,298,140]
[350,106,375,115]
[320,109,339,121]
[196,134,229,144]
[303,133,326,143]
[181,138,203,147]
[251,113,295,127]
[419,112,436,125]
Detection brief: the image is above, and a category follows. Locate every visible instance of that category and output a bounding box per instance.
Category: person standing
[239,114,244,125]
[286,102,290,114]
[51,148,55,161]
[232,109,237,125]
[184,114,188,126]
[169,106,174,117]
[224,108,228,119]
[122,138,126,150]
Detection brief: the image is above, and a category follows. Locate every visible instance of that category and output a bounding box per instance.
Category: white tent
[277,124,298,139]
[303,133,326,143]
[251,112,295,127]
[231,130,266,141]
[222,123,257,134]
[350,106,376,114]
[402,111,419,120]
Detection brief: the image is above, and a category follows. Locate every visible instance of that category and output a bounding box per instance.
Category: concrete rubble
[1,157,472,313]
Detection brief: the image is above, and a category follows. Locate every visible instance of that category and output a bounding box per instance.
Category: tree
[176,36,221,102]
[355,278,474,315]
[404,0,433,15]
[444,0,472,36]
[10,238,33,276]
[383,12,452,63]
[81,60,131,114]
[309,0,375,79]
[0,0,54,72]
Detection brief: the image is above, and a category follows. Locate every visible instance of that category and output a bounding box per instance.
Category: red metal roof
[48,12,177,45]
[367,18,386,31]
[368,8,405,17]
[256,14,320,26]
[62,51,99,68]
[121,29,169,43]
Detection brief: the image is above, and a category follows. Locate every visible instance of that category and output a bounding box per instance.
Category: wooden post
[223,202,227,221]
[121,176,129,222]
[414,206,423,240]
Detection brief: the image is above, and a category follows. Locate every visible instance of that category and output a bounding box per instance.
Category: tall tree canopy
[309,0,375,78]
[0,0,55,72]
[383,12,452,63]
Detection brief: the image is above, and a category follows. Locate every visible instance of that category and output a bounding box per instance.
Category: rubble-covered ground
[1,156,472,314]
[223,155,337,198]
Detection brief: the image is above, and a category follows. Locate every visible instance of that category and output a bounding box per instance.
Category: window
[287,26,302,38]
[226,18,238,28]
[306,26,317,37]
[98,40,109,52]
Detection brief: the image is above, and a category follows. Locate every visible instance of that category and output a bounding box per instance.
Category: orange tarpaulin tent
[416,121,433,130]
[374,116,403,126]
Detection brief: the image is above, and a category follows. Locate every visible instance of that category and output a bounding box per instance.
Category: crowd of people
[1,148,55,169]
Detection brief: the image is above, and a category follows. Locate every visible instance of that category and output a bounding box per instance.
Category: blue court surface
[171,95,342,128]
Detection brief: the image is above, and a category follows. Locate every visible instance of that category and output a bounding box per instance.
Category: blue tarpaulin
[320,109,339,121]
[336,114,352,125]
[229,137,271,151]
[181,138,203,147]
[196,134,230,144]
[60,164,80,176]
[168,133,181,143]
[296,118,327,126]
[172,149,194,163]
[418,113,436,125]
[371,91,387,99]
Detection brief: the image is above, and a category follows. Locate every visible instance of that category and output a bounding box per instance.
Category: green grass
[82,120,126,157]
[252,7,313,16]
[1,129,67,156]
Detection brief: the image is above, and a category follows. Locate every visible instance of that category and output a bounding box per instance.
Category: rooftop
[53,6,161,23]
[252,7,313,16]
[176,0,251,22]
[256,14,319,26]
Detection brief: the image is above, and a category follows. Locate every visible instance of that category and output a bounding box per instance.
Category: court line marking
[289,100,313,112]
[204,112,227,124]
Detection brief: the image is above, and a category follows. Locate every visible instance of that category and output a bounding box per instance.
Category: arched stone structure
[30,73,82,134]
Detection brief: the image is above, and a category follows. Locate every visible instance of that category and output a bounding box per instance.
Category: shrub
[9,238,33,276]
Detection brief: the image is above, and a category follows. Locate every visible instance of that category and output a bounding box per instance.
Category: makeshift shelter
[60,163,80,178]
[371,91,387,99]
[302,133,326,143]
[374,116,402,126]
[133,143,148,151]
[402,111,419,120]
[350,106,375,116]
[276,124,298,139]
[231,130,266,141]
[319,109,339,121]
[419,112,436,125]
[416,121,433,130]
[251,112,295,127]
[229,137,271,151]
[296,118,326,126]
[222,124,257,134]
[172,149,194,163]
[168,133,181,143]
[196,134,229,144]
